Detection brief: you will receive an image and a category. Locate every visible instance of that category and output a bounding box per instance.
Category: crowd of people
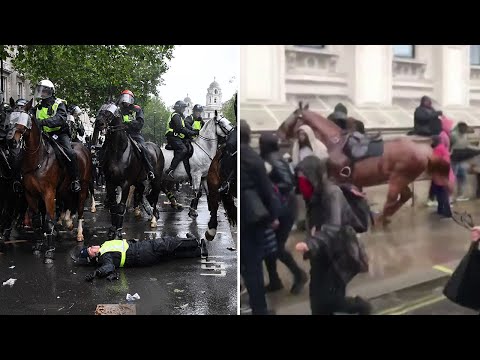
[240,95,480,315]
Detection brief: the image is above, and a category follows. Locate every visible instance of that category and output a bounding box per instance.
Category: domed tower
[184,94,193,116]
[204,77,223,119]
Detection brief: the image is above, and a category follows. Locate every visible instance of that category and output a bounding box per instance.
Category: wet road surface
[241,198,480,315]
[0,185,237,315]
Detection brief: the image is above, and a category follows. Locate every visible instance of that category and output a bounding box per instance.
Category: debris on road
[8,265,15,269]
[95,304,136,315]
[166,282,173,285]
[126,293,141,301]
[174,289,184,293]
[227,247,236,251]
[149,278,157,281]
[2,278,17,287]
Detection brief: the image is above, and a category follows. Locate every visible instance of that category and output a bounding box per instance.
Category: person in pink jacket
[431,116,455,218]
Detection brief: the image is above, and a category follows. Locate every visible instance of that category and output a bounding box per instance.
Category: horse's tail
[220,192,237,226]
[427,155,450,181]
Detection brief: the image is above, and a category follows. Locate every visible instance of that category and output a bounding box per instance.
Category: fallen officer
[72,234,205,281]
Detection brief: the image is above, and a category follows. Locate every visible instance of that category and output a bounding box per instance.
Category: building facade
[240,45,480,132]
[1,57,32,103]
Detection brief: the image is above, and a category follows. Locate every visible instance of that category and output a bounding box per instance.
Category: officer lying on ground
[73,234,204,281]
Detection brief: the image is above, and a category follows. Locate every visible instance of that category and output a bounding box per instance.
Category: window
[214,89,218,94]
[1,76,7,99]
[296,45,325,49]
[393,45,415,58]
[17,82,23,98]
[471,45,480,65]
[214,98,217,103]
[208,112,211,118]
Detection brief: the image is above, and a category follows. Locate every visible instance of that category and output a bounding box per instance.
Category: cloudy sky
[158,45,239,108]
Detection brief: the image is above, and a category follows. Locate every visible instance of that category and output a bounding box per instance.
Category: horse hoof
[188,210,198,219]
[44,258,54,264]
[91,207,96,213]
[150,220,157,228]
[77,235,84,242]
[67,223,74,231]
[205,228,216,241]
[134,209,142,218]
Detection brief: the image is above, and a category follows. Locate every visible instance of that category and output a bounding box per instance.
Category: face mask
[297,175,314,201]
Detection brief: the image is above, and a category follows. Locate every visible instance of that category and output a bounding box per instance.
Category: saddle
[329,131,384,180]
[165,141,194,158]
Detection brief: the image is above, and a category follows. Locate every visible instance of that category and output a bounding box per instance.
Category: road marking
[200,271,226,277]
[375,293,442,315]
[390,295,446,315]
[433,265,454,274]
[4,240,28,244]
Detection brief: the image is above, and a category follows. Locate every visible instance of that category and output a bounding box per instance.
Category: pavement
[240,195,480,315]
[0,184,237,315]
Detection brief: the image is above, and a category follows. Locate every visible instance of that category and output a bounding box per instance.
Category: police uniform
[83,235,201,281]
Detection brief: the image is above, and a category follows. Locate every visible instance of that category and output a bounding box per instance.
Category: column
[240,45,286,104]
[347,45,393,106]
[432,45,470,107]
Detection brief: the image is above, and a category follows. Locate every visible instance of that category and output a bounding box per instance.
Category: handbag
[243,189,269,225]
[443,240,480,310]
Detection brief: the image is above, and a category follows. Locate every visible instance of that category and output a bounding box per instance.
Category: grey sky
[158,45,239,108]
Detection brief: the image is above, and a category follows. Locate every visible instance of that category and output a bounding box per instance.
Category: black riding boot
[142,152,155,180]
[70,157,81,193]
[166,150,184,179]
[183,158,192,184]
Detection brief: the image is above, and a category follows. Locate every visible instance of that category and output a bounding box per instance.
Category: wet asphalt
[0,185,237,315]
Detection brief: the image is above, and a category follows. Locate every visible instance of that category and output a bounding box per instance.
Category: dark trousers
[431,183,452,217]
[428,181,434,201]
[265,194,303,283]
[129,132,154,173]
[56,133,79,180]
[167,136,188,171]
[241,226,268,315]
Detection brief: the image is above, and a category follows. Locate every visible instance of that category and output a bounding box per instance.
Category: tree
[142,96,171,145]
[222,92,237,123]
[10,45,174,116]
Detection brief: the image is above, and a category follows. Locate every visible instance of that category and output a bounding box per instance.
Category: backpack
[339,184,372,234]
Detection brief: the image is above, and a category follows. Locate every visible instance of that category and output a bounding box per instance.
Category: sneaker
[290,271,308,295]
[456,196,470,202]
[265,279,284,293]
[426,200,438,207]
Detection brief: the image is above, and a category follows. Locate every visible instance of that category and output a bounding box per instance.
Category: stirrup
[340,166,352,178]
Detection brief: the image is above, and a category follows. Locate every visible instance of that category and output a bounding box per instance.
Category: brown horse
[278,102,450,225]
[13,99,92,263]
[204,146,237,241]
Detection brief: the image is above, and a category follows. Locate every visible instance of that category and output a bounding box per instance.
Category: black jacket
[185,115,204,130]
[122,104,144,134]
[35,97,69,135]
[240,143,280,230]
[259,133,294,196]
[94,237,199,277]
[413,105,442,136]
[168,113,198,138]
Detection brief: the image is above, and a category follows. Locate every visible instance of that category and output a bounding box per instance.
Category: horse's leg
[42,189,57,264]
[133,184,144,219]
[115,185,130,240]
[76,179,89,243]
[147,180,161,228]
[188,175,203,219]
[379,176,413,226]
[90,179,96,213]
[64,209,74,231]
[162,180,181,209]
[205,189,219,241]
[106,182,118,240]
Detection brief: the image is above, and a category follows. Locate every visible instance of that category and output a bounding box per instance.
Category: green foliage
[222,92,237,123]
[142,96,171,145]
[10,45,174,116]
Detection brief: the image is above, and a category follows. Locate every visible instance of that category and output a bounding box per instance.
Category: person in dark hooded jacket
[75,234,202,281]
[240,119,280,315]
[259,133,308,295]
[295,155,372,315]
[412,96,442,136]
[327,103,349,130]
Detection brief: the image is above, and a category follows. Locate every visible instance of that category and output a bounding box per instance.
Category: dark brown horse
[204,146,237,241]
[13,99,93,263]
[278,102,450,225]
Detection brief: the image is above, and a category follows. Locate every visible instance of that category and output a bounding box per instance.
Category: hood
[240,119,251,144]
[259,132,279,158]
[295,155,327,190]
[334,102,348,115]
[441,115,454,133]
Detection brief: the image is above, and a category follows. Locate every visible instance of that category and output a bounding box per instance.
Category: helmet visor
[72,106,82,116]
[9,111,31,129]
[98,103,118,117]
[34,85,53,99]
[118,93,134,106]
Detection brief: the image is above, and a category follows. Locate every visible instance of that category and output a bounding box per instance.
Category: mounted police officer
[33,79,81,192]
[116,89,155,181]
[164,100,199,180]
[218,95,237,194]
[67,104,85,143]
[185,104,204,135]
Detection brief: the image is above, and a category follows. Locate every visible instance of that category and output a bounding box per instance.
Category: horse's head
[278,101,342,148]
[94,103,119,132]
[10,98,34,148]
[214,110,234,138]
